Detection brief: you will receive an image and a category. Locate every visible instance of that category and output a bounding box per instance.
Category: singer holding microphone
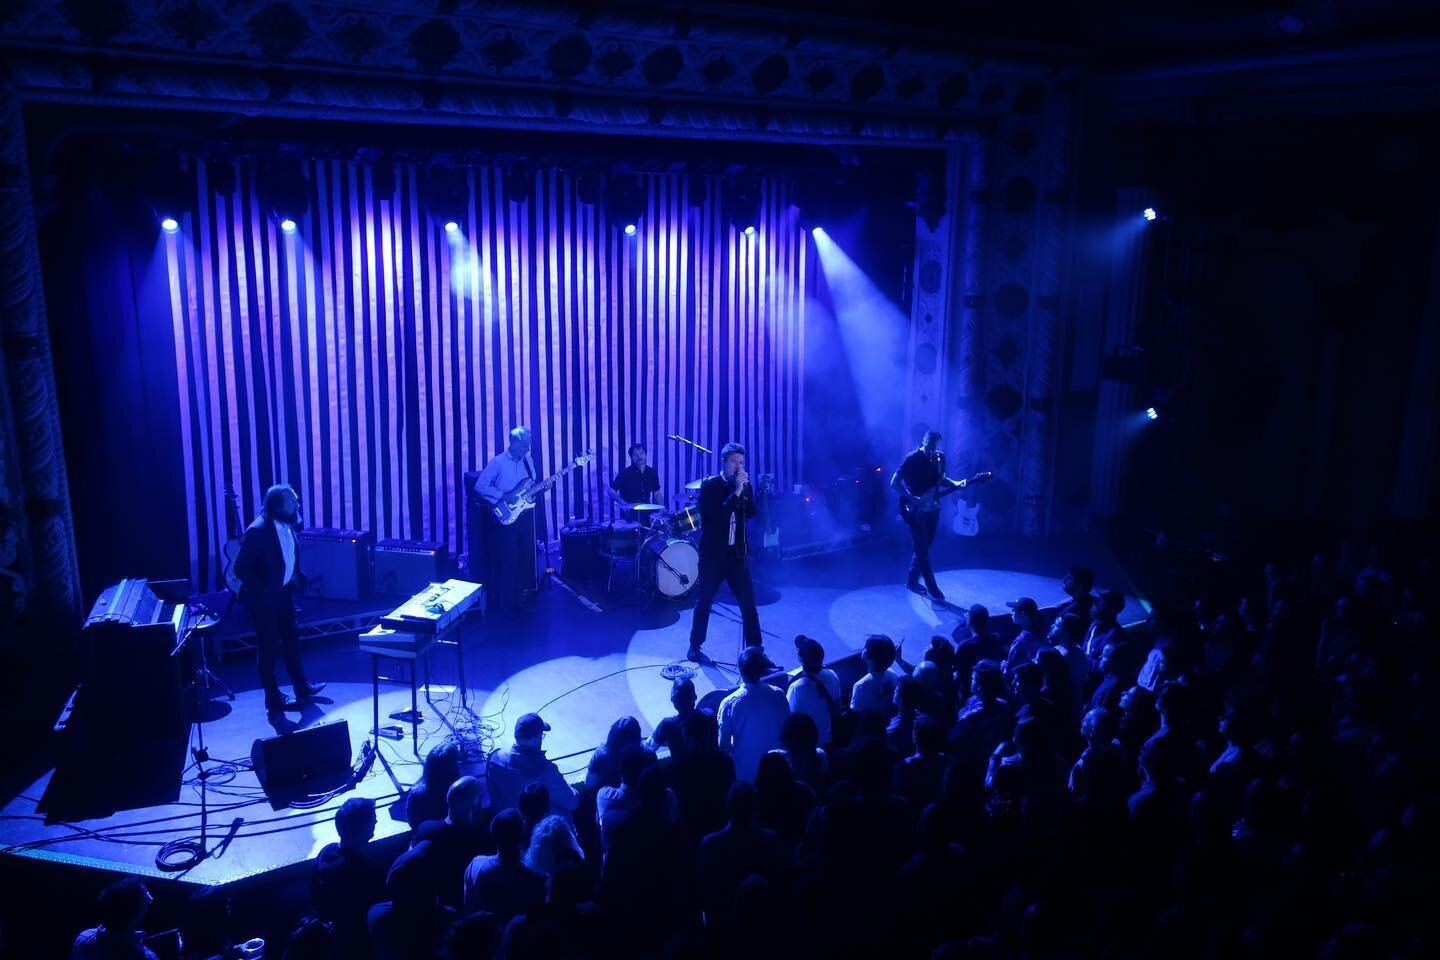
[686,442,768,665]
[232,483,326,714]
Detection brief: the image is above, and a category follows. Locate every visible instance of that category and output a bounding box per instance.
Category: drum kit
[558,479,709,599]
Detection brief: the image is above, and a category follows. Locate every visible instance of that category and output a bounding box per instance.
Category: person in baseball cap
[1006,597,1039,617]
[514,712,551,740]
[788,635,841,746]
[485,712,575,817]
[1002,597,1046,680]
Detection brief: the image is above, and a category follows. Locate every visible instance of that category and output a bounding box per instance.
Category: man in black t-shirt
[609,442,661,511]
[892,430,961,601]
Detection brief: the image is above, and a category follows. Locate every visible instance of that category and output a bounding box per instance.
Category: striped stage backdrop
[160,158,810,590]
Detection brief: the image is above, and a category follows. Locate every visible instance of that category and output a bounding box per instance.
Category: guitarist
[892,430,961,602]
[474,426,539,614]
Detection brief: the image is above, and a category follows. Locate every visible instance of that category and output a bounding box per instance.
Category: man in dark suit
[686,442,765,665]
[233,483,325,713]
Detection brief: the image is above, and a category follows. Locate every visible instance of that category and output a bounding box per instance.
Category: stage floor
[0,534,1146,886]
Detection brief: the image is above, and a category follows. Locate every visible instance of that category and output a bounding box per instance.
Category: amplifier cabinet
[297,528,374,601]
[374,538,449,597]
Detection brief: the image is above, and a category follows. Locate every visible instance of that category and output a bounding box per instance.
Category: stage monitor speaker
[374,538,449,596]
[251,720,353,804]
[297,528,374,600]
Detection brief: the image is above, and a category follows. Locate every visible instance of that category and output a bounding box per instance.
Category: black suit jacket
[697,475,756,563]
[233,516,305,609]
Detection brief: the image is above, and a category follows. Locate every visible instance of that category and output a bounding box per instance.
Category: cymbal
[684,478,704,491]
[630,503,663,513]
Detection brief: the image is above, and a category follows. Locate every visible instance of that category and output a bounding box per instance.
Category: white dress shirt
[274,519,296,586]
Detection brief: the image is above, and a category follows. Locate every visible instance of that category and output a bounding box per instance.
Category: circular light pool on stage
[280,218,298,233]
[160,217,179,233]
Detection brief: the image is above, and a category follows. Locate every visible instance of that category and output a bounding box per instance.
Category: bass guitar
[898,470,994,521]
[488,451,595,525]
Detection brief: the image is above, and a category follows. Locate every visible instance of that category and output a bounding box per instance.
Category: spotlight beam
[811,228,912,457]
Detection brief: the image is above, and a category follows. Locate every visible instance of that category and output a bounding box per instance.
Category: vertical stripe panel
[161,161,812,586]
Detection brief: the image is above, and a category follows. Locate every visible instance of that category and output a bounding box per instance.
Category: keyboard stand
[368,649,431,758]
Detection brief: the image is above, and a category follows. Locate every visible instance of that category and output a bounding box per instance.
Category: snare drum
[601,520,642,556]
[637,537,700,599]
[669,505,702,536]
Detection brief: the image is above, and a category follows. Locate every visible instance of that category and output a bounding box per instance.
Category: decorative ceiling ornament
[0,0,1056,145]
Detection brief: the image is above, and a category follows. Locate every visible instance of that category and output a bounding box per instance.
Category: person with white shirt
[786,635,841,746]
[850,634,904,720]
[717,647,791,781]
[233,483,325,713]
[474,426,540,614]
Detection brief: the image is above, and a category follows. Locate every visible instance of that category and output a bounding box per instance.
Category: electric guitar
[953,501,982,537]
[488,451,595,525]
[898,470,994,521]
[221,488,244,593]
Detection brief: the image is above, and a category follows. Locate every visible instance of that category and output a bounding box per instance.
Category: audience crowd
[72,541,1436,959]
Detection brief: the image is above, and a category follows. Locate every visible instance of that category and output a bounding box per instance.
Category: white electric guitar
[486,451,594,525]
[953,500,982,537]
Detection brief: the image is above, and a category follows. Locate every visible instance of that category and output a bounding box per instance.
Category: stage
[0,534,1146,887]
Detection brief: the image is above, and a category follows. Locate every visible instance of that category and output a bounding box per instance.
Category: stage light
[444,220,459,234]
[1275,13,1307,34]
[160,217,179,233]
[743,225,757,237]
[624,223,637,236]
[280,218,297,234]
[1145,406,1159,421]
[812,226,826,238]
[1142,207,1157,222]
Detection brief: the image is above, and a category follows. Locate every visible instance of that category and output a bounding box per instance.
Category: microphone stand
[667,435,712,509]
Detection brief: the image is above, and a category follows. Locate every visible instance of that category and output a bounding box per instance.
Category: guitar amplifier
[374,538,450,597]
[297,528,374,600]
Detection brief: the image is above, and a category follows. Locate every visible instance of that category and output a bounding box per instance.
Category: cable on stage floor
[659,662,696,682]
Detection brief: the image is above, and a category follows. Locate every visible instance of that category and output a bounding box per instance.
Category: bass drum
[637,537,700,599]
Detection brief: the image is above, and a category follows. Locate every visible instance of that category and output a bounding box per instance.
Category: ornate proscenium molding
[0,0,1050,144]
[0,81,82,628]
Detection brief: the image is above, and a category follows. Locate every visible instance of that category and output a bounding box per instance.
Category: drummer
[609,442,661,519]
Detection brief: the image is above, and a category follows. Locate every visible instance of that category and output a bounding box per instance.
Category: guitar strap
[799,668,842,719]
